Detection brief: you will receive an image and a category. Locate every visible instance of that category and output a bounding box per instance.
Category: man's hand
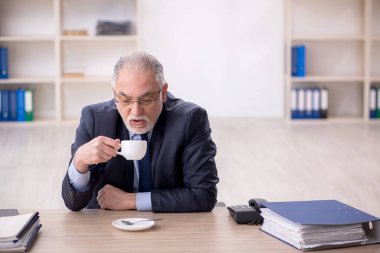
[97,184,136,210]
[74,136,121,173]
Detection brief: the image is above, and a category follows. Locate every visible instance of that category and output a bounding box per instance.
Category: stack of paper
[259,200,379,251]
[0,211,41,252]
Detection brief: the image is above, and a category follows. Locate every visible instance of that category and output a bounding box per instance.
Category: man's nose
[130,101,144,115]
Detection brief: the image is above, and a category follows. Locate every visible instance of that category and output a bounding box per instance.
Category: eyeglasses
[114,88,162,107]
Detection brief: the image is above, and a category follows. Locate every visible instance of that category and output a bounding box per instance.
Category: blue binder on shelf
[0,47,9,79]
[260,200,380,251]
[9,90,17,121]
[1,90,10,121]
[17,89,26,121]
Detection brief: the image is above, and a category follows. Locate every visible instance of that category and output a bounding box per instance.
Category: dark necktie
[138,134,152,192]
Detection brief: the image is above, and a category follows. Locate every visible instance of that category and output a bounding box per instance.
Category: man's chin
[126,124,152,135]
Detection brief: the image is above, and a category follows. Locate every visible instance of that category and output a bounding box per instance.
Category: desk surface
[27,208,380,253]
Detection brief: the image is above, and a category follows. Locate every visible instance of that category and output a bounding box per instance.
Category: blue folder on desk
[260,200,380,249]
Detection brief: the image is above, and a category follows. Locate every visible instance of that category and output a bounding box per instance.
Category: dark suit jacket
[62,92,219,212]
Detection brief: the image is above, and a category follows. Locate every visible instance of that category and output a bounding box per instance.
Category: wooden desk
[28,208,379,253]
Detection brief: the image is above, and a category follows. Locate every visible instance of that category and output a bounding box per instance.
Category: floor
[1,119,380,216]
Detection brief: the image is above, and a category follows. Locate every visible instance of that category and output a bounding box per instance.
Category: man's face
[113,69,168,134]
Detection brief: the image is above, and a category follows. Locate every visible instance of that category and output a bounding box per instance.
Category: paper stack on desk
[0,211,41,252]
[259,200,380,251]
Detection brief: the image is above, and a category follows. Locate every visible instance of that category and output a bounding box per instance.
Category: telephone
[227,198,267,225]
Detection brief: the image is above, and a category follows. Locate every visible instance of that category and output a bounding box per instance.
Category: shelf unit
[285,0,380,122]
[0,0,139,123]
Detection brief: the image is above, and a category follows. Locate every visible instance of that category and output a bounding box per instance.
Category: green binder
[25,90,33,121]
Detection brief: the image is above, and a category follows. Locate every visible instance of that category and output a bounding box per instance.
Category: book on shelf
[0,88,34,122]
[260,200,380,251]
[291,45,306,77]
[0,47,8,79]
[291,87,328,120]
[0,211,42,252]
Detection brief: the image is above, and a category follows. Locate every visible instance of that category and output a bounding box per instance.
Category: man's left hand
[97,184,136,210]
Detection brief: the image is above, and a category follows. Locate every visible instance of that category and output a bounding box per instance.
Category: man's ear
[161,83,169,102]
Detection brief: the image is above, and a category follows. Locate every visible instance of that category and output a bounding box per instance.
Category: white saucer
[112,218,155,231]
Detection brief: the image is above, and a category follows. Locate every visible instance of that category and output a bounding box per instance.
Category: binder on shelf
[291,47,298,77]
[24,90,33,121]
[369,87,377,119]
[0,47,9,79]
[260,200,380,251]
[305,89,313,119]
[320,87,328,119]
[9,90,17,121]
[17,89,26,122]
[291,45,306,77]
[1,90,9,121]
[312,88,321,119]
[0,90,2,121]
[377,88,380,119]
[297,88,306,119]
[291,88,298,119]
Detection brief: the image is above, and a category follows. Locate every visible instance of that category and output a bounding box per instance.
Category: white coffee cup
[117,140,147,160]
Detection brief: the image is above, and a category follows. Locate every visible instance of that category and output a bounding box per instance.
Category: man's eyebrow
[116,90,157,99]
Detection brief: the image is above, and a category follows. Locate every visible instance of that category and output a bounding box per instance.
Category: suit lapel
[116,114,134,191]
[150,107,166,185]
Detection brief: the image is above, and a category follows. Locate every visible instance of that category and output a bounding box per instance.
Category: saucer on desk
[112,218,155,231]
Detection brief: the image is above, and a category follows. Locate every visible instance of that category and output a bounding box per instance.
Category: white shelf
[285,0,377,123]
[0,0,138,123]
[291,76,364,83]
[61,76,112,83]
[61,35,137,41]
[291,34,365,41]
[0,78,55,84]
[0,36,55,42]
[288,117,366,124]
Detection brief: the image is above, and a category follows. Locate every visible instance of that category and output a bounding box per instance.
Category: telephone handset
[227,198,267,225]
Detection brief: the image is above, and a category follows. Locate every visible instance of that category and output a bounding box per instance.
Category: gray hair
[111,51,165,87]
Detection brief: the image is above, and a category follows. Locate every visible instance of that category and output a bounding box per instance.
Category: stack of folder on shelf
[291,87,328,119]
[0,89,34,122]
[0,210,41,252]
[95,20,131,35]
[259,200,380,251]
[369,86,380,119]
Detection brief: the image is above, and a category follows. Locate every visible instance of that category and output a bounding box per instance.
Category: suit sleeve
[62,105,96,211]
[151,108,219,212]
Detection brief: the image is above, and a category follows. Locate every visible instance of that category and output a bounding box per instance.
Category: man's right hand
[74,136,121,173]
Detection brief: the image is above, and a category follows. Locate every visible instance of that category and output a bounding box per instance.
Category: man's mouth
[130,119,146,128]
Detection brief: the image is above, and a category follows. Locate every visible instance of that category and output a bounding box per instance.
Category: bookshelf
[0,0,139,123]
[285,0,380,122]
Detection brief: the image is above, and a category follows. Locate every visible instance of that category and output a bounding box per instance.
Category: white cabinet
[0,0,139,123]
[285,0,380,122]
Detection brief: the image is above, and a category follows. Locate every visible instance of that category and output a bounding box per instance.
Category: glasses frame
[114,88,162,107]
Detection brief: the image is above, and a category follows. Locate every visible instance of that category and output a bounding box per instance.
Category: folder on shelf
[260,200,380,251]
[17,89,26,122]
[0,90,2,121]
[1,90,9,121]
[369,87,377,119]
[320,87,328,119]
[305,88,313,119]
[297,88,306,119]
[291,88,298,119]
[291,45,306,77]
[377,88,380,119]
[9,90,17,121]
[0,47,9,79]
[312,88,321,119]
[24,90,34,121]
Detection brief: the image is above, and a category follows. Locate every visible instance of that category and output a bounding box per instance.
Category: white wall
[139,0,284,117]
